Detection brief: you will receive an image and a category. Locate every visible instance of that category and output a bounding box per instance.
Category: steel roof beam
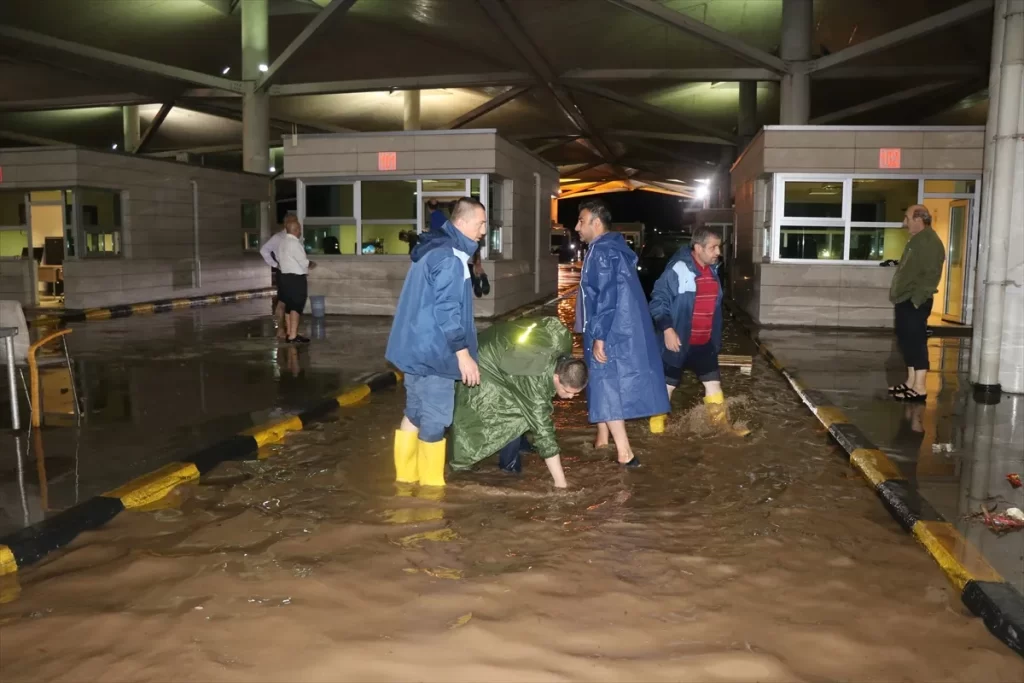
[0,129,69,147]
[810,81,958,124]
[563,81,736,145]
[606,0,787,73]
[440,85,531,129]
[0,94,153,113]
[0,26,243,92]
[133,102,174,155]
[808,0,993,75]
[257,0,359,91]
[604,128,735,147]
[811,64,987,79]
[269,72,532,96]
[563,67,780,81]
[476,0,625,177]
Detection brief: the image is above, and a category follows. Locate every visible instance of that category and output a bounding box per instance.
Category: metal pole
[242,0,270,174]
[975,0,1024,397]
[5,336,20,430]
[779,0,812,125]
[970,0,1008,381]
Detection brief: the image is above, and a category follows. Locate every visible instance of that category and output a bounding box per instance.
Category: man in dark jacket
[649,227,749,437]
[888,204,945,402]
[575,200,670,467]
[385,197,487,488]
[450,317,587,488]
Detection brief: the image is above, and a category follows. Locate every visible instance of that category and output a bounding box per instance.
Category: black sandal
[888,383,909,394]
[894,388,926,403]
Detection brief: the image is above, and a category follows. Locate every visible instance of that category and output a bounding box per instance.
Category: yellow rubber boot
[418,438,447,488]
[704,392,751,438]
[394,430,419,484]
[649,414,667,434]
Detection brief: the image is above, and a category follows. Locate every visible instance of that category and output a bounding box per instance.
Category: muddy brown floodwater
[1,304,1022,682]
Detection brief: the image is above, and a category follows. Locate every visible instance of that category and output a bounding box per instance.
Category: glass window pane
[783,181,843,219]
[422,178,467,193]
[778,226,845,260]
[488,177,504,255]
[471,178,481,196]
[306,184,354,217]
[362,181,416,220]
[30,190,62,202]
[0,190,25,227]
[304,224,358,255]
[85,231,120,255]
[924,179,976,194]
[849,226,909,261]
[79,188,121,228]
[241,201,262,251]
[0,229,28,257]
[361,223,417,255]
[851,179,918,223]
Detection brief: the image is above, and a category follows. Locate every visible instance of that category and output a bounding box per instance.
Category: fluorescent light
[667,178,686,183]
[258,64,268,73]
[222,66,231,75]
[696,178,710,184]
[559,178,580,183]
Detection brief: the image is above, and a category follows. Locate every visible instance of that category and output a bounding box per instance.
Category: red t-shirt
[689,263,718,346]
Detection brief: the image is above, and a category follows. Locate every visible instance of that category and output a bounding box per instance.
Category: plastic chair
[0,300,80,427]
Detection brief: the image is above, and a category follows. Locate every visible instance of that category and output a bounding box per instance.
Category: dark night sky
[556,191,700,233]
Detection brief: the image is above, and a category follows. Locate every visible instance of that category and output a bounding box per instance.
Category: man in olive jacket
[888,204,945,402]
[450,317,587,488]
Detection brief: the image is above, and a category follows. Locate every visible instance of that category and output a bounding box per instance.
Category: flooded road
[1,293,1021,681]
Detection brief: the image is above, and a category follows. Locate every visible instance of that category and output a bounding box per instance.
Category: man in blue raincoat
[575,199,670,467]
[385,197,488,488]
[648,226,750,437]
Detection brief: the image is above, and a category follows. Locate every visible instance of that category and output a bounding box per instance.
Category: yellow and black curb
[726,306,1024,657]
[0,370,401,577]
[30,288,275,328]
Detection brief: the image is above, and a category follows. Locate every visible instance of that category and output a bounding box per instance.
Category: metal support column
[404,89,421,131]
[975,0,1024,397]
[122,105,140,153]
[242,0,270,174]
[738,80,757,150]
[780,0,812,125]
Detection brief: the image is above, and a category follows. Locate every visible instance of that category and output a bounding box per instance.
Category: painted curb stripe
[0,497,124,570]
[721,301,1024,658]
[102,462,201,509]
[962,581,1024,657]
[29,288,275,329]
[0,371,401,575]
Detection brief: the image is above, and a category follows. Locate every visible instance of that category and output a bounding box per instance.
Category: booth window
[241,200,262,252]
[849,179,917,261]
[0,190,28,259]
[78,188,122,257]
[487,176,505,257]
[361,180,416,255]
[303,183,356,254]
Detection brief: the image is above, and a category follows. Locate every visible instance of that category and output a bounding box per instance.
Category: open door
[942,199,970,324]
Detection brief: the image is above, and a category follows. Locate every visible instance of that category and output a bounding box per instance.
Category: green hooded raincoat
[450,317,572,470]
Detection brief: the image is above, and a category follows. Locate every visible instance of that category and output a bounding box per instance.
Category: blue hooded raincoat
[648,246,724,367]
[385,220,479,380]
[577,232,670,423]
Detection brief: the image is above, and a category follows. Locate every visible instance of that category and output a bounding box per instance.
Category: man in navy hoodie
[648,226,749,437]
[385,197,488,488]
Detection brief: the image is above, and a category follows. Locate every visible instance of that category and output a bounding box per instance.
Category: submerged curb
[29,288,275,328]
[727,304,1024,658]
[0,370,401,576]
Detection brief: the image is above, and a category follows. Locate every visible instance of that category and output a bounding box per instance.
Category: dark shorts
[277,273,308,314]
[664,343,721,387]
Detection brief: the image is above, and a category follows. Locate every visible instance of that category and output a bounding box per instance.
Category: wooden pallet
[720,354,754,375]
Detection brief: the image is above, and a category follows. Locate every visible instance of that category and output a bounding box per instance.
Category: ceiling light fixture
[222,66,231,75]
[269,165,276,173]
[111,143,118,150]
[258,64,268,73]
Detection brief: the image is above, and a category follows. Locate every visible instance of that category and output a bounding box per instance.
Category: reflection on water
[1,279,1020,681]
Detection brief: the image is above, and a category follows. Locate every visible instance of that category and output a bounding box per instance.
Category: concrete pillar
[241,0,270,174]
[974,0,1024,397]
[971,0,1008,382]
[404,90,421,131]
[738,80,757,149]
[122,105,140,153]
[779,0,812,125]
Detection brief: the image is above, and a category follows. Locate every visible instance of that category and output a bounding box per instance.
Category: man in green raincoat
[450,317,588,488]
